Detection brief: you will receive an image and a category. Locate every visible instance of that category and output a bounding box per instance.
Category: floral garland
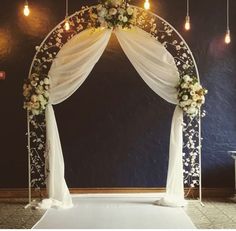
[89,0,137,29]
[177,74,207,116]
[23,73,49,115]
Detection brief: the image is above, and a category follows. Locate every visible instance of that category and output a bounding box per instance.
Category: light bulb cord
[186,0,189,17]
[65,0,69,18]
[226,0,230,31]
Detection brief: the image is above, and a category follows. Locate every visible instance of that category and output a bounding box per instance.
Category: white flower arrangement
[89,0,137,29]
[23,73,49,115]
[177,74,207,116]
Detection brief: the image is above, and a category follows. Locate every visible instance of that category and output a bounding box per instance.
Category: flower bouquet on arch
[177,74,207,117]
[89,0,137,29]
[23,73,50,115]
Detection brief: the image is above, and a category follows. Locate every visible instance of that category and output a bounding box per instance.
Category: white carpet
[33,194,196,229]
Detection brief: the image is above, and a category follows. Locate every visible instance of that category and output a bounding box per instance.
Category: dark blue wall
[0,0,235,188]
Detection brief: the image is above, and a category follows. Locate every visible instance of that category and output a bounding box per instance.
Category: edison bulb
[185,16,190,31]
[23,4,30,16]
[64,20,70,31]
[144,0,150,10]
[225,30,231,44]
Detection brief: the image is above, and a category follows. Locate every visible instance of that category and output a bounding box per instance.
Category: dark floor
[0,198,236,229]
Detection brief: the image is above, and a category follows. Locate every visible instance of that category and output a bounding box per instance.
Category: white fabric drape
[43,28,112,209]
[115,27,185,206]
[44,26,186,209]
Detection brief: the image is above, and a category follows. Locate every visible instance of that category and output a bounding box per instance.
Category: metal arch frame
[25,4,203,208]
[131,6,203,205]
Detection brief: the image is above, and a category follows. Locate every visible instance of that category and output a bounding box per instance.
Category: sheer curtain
[42,28,112,209]
[115,27,186,207]
[43,26,186,209]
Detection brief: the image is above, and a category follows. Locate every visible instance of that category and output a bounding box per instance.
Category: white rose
[192,94,199,101]
[31,95,38,102]
[186,99,192,105]
[32,109,39,115]
[35,89,41,94]
[32,102,40,109]
[100,21,108,28]
[44,78,49,85]
[191,102,197,108]
[193,83,201,91]
[23,90,29,97]
[118,14,123,21]
[183,75,192,82]
[44,92,49,97]
[98,8,108,17]
[31,81,37,87]
[98,16,105,24]
[109,8,117,15]
[181,83,188,89]
[118,8,125,14]
[38,94,44,101]
[127,7,133,15]
[187,107,197,115]
[176,45,181,51]
[123,16,128,22]
[182,95,188,101]
[110,0,122,6]
[179,101,186,107]
[106,15,112,20]
[97,4,103,10]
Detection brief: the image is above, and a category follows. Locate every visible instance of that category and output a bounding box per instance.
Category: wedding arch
[23,1,207,209]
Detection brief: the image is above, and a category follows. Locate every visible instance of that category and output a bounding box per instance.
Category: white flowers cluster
[23,73,49,115]
[90,0,136,28]
[177,75,207,116]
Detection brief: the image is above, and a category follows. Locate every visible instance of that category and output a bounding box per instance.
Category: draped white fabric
[116,27,185,206]
[44,28,112,209]
[44,26,186,209]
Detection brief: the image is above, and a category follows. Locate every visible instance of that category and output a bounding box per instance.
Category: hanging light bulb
[225,0,231,44]
[64,0,70,31]
[23,0,30,16]
[185,16,191,30]
[184,0,190,31]
[225,29,231,44]
[144,0,150,10]
[64,19,70,31]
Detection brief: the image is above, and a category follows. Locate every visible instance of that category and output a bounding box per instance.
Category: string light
[23,0,30,17]
[64,0,70,31]
[225,0,231,44]
[184,0,190,31]
[144,0,150,10]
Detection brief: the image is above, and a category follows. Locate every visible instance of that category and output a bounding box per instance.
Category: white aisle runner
[33,194,196,229]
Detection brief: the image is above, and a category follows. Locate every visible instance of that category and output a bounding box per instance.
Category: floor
[0,198,236,229]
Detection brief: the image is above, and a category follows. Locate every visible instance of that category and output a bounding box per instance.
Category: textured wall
[0,0,235,188]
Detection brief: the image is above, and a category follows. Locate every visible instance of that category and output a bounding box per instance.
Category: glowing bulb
[225,30,231,44]
[144,0,150,10]
[23,4,30,16]
[185,16,190,31]
[64,20,70,31]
